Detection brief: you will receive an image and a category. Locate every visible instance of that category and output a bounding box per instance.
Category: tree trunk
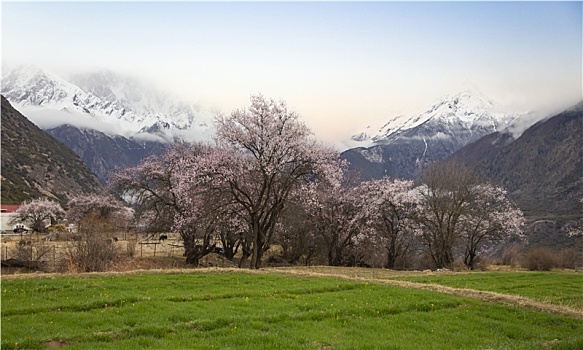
[238,249,250,268]
[385,246,396,269]
[464,246,477,270]
[220,237,237,261]
[250,220,263,269]
[223,247,235,261]
[441,248,454,269]
[327,241,337,266]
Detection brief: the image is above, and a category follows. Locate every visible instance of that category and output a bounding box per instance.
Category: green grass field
[2,269,582,349]
[388,271,583,311]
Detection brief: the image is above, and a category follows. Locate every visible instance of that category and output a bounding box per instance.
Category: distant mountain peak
[341,90,521,180]
[2,65,88,107]
[1,65,214,142]
[347,90,512,149]
[425,90,495,118]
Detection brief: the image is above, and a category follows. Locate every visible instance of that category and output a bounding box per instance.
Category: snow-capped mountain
[1,65,215,183]
[1,65,213,142]
[349,91,517,148]
[341,91,520,180]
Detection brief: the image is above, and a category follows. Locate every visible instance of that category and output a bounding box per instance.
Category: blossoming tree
[11,197,65,233]
[66,194,134,232]
[109,142,193,234]
[111,142,238,265]
[300,178,364,266]
[415,160,524,269]
[65,194,134,272]
[459,184,525,269]
[358,178,419,269]
[214,94,340,268]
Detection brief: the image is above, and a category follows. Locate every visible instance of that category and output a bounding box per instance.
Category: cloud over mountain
[1,65,214,143]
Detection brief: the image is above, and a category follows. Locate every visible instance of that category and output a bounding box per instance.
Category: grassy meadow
[388,271,583,311]
[2,269,582,349]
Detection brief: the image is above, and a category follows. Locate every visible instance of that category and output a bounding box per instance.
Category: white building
[0,205,27,233]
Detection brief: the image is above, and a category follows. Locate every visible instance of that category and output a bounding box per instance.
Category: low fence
[1,232,186,271]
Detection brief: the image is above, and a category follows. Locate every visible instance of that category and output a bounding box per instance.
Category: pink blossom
[11,197,65,232]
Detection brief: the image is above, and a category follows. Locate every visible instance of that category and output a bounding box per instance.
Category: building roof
[0,205,21,213]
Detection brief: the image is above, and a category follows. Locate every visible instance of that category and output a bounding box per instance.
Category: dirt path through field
[269,267,583,320]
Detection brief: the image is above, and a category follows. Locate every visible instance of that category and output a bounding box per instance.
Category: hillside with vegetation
[452,102,582,218]
[450,102,582,249]
[1,96,103,204]
[47,124,166,183]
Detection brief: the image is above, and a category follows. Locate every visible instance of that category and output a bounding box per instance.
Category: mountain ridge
[451,101,583,218]
[1,66,203,183]
[349,91,517,147]
[1,65,213,142]
[341,91,518,180]
[46,124,167,183]
[1,95,104,204]
[448,101,582,250]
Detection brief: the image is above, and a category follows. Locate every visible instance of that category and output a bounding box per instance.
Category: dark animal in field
[159,234,168,241]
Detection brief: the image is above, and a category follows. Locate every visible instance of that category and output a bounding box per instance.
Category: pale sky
[2,1,582,146]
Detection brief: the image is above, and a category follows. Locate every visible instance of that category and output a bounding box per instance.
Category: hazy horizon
[3,1,581,146]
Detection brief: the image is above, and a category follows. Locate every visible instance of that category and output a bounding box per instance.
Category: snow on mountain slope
[348,91,517,148]
[2,65,100,112]
[1,65,213,142]
[340,91,525,180]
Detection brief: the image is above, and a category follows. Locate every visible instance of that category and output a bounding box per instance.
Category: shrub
[7,239,52,272]
[65,233,119,272]
[126,238,138,258]
[500,246,522,267]
[474,256,494,271]
[556,248,582,269]
[453,257,469,272]
[521,247,557,271]
[63,213,121,272]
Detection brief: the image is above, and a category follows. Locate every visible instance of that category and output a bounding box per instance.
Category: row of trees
[10,194,134,272]
[108,95,525,270]
[279,161,524,270]
[12,194,133,235]
[12,95,526,270]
